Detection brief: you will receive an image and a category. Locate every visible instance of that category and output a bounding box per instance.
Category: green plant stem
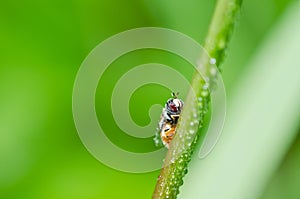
[152,0,242,198]
[205,0,242,68]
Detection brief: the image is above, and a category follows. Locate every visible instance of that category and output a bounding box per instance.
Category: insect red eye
[169,103,177,112]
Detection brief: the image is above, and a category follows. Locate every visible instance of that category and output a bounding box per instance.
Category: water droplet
[199,102,203,108]
[171,157,175,163]
[203,83,209,90]
[179,180,183,186]
[210,58,216,65]
[183,168,188,174]
[172,150,176,156]
[189,129,195,134]
[201,90,209,97]
[193,113,198,118]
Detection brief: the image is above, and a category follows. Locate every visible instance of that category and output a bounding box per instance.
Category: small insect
[155,92,184,148]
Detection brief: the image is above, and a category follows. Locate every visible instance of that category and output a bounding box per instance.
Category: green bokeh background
[0,0,299,198]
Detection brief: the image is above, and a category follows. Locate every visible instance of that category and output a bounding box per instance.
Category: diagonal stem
[152,0,243,198]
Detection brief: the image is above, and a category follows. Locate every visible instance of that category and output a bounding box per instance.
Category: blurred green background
[0,0,299,198]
